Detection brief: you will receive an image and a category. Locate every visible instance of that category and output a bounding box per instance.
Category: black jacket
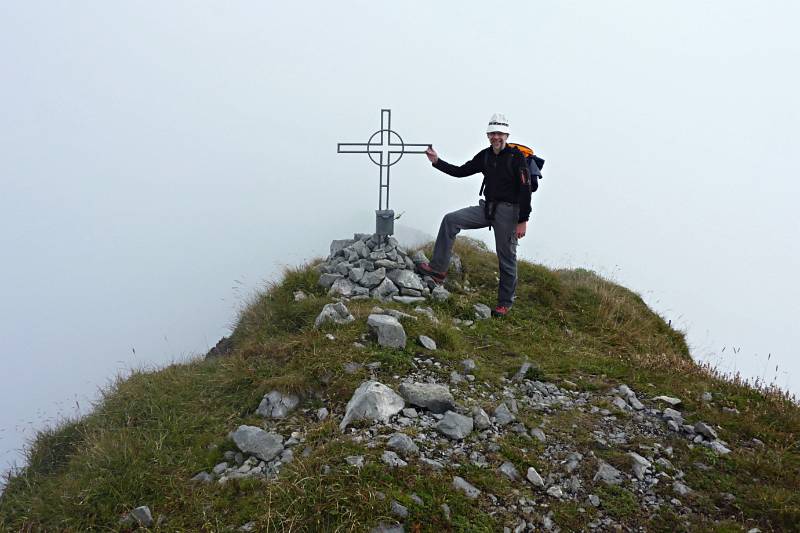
[432,145,532,222]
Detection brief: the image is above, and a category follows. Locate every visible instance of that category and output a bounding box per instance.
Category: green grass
[2,238,799,531]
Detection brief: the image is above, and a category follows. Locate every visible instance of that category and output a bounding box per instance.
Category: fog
[2,1,798,476]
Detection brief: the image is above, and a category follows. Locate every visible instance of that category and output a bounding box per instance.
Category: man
[417,113,532,317]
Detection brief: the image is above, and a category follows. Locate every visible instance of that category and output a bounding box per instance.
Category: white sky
[1,1,798,475]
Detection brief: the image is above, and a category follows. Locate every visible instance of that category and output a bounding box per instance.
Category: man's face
[487,131,509,151]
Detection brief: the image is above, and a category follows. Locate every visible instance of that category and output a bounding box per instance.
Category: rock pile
[318,234,441,303]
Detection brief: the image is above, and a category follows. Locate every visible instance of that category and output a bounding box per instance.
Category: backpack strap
[479,149,489,196]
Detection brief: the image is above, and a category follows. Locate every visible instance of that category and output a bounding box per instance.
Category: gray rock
[381,450,408,468]
[526,466,545,487]
[593,462,623,485]
[431,285,450,301]
[256,390,300,419]
[418,335,437,350]
[329,277,357,297]
[393,295,426,304]
[387,433,419,457]
[627,396,645,410]
[345,455,365,468]
[348,267,366,283]
[707,440,732,455]
[472,406,491,430]
[436,410,474,440]
[212,462,228,475]
[391,500,409,519]
[314,302,355,328]
[662,408,684,424]
[239,522,257,532]
[352,239,369,258]
[473,303,492,320]
[129,506,153,527]
[330,239,356,257]
[441,503,451,521]
[588,494,601,507]
[494,403,516,426]
[702,392,713,402]
[402,407,418,418]
[612,396,629,410]
[409,494,423,506]
[367,314,407,348]
[371,278,400,300]
[280,448,294,464]
[387,269,425,291]
[340,381,405,430]
[513,362,534,381]
[420,457,444,470]
[450,371,464,384]
[317,407,329,421]
[318,273,344,289]
[370,523,405,533]
[343,361,363,374]
[191,471,213,483]
[653,395,682,407]
[498,461,521,481]
[360,267,387,288]
[694,421,719,440]
[628,452,651,480]
[230,426,284,462]
[530,428,546,443]
[452,476,481,499]
[399,382,455,413]
[462,359,477,372]
[411,250,429,264]
[673,481,692,496]
[293,290,307,301]
[547,485,564,498]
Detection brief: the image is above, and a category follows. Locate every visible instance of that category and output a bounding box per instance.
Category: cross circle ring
[367,128,405,167]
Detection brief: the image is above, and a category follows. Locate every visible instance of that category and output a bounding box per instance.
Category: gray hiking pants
[430,200,520,308]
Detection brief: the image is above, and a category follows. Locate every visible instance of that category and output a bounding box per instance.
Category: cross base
[375,209,395,236]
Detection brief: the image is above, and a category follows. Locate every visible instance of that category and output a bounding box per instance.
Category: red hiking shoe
[491,305,511,318]
[415,262,447,284]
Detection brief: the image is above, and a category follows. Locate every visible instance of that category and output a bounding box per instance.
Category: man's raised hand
[425,145,438,164]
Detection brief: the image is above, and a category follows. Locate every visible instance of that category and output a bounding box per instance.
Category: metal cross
[337,109,429,214]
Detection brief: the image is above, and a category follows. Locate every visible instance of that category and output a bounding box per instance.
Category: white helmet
[486,112,510,134]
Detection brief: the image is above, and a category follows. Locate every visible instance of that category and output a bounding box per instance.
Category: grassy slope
[1,239,798,532]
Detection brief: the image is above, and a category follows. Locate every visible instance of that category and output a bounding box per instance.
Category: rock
[702,392,713,402]
[588,494,601,507]
[343,361,363,374]
[329,277,358,297]
[450,371,464,384]
[627,396,645,410]
[330,239,356,257]
[526,467,545,488]
[191,471,213,483]
[314,302,355,328]
[367,314,407,348]
[348,267,366,283]
[420,457,444,470]
[393,295,426,304]
[387,433,419,457]
[340,381,405,430]
[452,476,481,499]
[390,500,409,519]
[345,455,365,468]
[371,278,400,300]
[462,359,477,372]
[694,422,719,440]
[653,395,682,407]
[513,362,534,382]
[593,462,623,486]
[387,269,426,292]
[662,408,684,424]
[707,440,732,455]
[436,410,474,440]
[498,461,521,481]
[293,290,307,301]
[230,426,284,462]
[361,267,387,288]
[239,522,257,532]
[256,390,300,419]
[318,273,344,289]
[418,335,437,350]
[409,494,423,506]
[317,407,329,421]
[494,403,516,426]
[431,285,450,301]
[612,397,629,410]
[530,428,546,443]
[564,452,583,473]
[398,382,455,413]
[381,450,408,468]
[441,503,451,521]
[402,407,418,418]
[673,481,692,496]
[473,303,492,320]
[472,406,491,430]
[628,452,651,481]
[547,485,564,498]
[129,506,153,527]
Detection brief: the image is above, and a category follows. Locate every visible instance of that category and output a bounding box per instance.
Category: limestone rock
[381,450,408,468]
[418,335,437,350]
[431,285,450,301]
[473,303,492,320]
[370,278,400,300]
[387,269,426,292]
[694,421,719,440]
[387,433,419,457]
[498,461,521,481]
[256,390,300,419]
[628,452,651,481]
[472,406,491,430]
[435,410,473,440]
[367,314,407,348]
[452,476,481,499]
[314,302,355,328]
[593,462,623,486]
[526,467,545,488]
[494,403,516,426]
[230,426,284,462]
[340,381,405,430]
[399,382,455,413]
